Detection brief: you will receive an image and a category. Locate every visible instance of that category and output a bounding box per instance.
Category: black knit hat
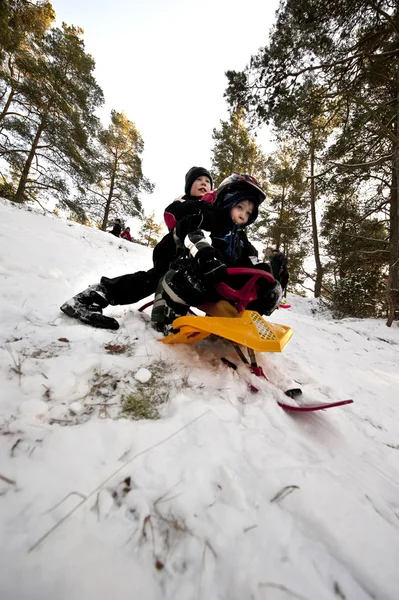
[184,166,213,196]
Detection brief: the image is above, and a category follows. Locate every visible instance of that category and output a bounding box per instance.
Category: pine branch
[251,48,399,90]
[84,187,107,201]
[356,248,390,254]
[364,0,399,35]
[339,231,389,244]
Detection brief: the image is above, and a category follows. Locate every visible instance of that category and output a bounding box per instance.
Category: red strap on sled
[138,299,154,312]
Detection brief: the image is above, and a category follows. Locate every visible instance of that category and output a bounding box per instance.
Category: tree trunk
[310,145,323,297]
[14,115,46,203]
[101,158,118,230]
[0,56,17,123]
[0,87,15,123]
[276,185,285,249]
[386,42,399,326]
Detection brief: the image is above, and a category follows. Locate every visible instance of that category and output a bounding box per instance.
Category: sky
[49,0,280,226]
[1,199,399,599]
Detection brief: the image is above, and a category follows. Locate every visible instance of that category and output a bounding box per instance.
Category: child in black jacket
[152,174,282,334]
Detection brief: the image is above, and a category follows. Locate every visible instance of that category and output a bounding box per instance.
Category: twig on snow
[28,409,211,553]
[45,491,87,514]
[0,474,16,485]
[270,485,300,503]
[259,582,307,599]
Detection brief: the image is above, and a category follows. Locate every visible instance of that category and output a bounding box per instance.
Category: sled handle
[215,267,275,312]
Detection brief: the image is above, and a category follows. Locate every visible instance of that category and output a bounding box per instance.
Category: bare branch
[330,154,393,169]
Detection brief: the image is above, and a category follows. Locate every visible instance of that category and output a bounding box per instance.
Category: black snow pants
[100,232,176,306]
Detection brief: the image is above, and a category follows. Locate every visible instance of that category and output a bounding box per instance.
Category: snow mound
[0,199,399,600]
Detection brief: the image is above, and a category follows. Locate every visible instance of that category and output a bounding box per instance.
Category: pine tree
[0,0,55,126]
[252,139,308,291]
[210,108,268,187]
[78,110,154,229]
[137,211,163,248]
[1,22,103,204]
[322,191,388,318]
[0,0,55,197]
[225,0,399,324]
[0,1,54,57]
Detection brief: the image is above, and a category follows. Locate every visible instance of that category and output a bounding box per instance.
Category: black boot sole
[60,302,120,330]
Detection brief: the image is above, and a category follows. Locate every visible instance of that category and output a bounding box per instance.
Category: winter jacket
[152,192,216,276]
[163,191,216,231]
[121,230,132,241]
[270,251,288,282]
[173,198,260,268]
[210,205,259,267]
[110,223,121,237]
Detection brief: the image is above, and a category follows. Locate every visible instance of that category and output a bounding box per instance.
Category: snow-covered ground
[1,198,399,600]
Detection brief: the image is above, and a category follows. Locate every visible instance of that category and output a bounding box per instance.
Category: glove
[175,212,204,241]
[199,256,228,284]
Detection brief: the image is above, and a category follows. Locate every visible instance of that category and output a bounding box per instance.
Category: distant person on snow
[121,227,132,241]
[151,173,282,335]
[109,218,122,237]
[266,247,289,297]
[60,167,213,330]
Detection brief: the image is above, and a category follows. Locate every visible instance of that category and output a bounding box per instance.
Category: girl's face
[190,176,212,197]
[231,200,255,225]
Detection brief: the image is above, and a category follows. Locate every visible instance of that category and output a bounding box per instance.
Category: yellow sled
[160,300,293,353]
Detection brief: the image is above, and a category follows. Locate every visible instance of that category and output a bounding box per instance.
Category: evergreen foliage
[0,0,55,196]
[253,139,309,290]
[137,211,163,247]
[322,192,388,318]
[0,4,153,227]
[224,0,399,323]
[75,110,154,229]
[210,108,268,187]
[0,0,54,57]
[1,21,103,204]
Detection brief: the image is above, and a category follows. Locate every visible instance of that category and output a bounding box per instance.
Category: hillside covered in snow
[1,199,399,600]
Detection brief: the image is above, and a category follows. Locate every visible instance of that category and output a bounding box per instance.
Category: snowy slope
[1,199,399,600]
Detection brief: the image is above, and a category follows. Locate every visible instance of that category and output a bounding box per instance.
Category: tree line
[218,0,399,326]
[0,0,154,229]
[2,1,397,324]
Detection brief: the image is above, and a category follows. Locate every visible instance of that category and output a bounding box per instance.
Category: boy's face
[190,176,211,197]
[231,200,255,226]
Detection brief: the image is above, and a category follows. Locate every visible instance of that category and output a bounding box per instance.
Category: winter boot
[151,266,206,335]
[156,298,190,336]
[151,281,189,336]
[60,284,120,330]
